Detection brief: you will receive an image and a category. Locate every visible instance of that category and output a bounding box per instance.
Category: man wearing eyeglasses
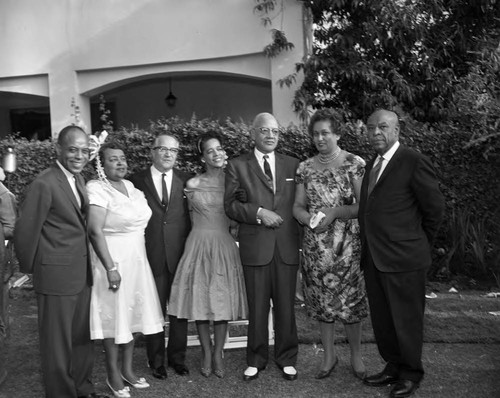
[131,133,193,380]
[225,112,300,382]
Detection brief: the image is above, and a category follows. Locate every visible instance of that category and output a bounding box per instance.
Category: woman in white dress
[87,142,164,398]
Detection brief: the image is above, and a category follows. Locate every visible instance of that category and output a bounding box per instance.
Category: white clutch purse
[309,211,326,229]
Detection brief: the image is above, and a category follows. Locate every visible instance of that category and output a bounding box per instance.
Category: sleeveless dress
[168,185,247,321]
[296,153,368,324]
[87,179,164,344]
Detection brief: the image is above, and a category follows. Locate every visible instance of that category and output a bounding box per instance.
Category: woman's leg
[344,322,365,376]
[196,320,212,371]
[213,320,228,376]
[103,338,125,389]
[120,339,138,382]
[319,321,337,371]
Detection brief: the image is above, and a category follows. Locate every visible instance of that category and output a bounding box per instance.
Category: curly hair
[98,141,127,164]
[308,109,345,137]
[197,131,224,155]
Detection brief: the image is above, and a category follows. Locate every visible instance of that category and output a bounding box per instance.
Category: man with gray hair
[225,112,300,382]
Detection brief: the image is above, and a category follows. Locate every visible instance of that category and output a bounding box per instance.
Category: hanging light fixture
[165,78,177,107]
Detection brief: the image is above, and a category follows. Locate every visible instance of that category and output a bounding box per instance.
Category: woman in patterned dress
[293,109,368,381]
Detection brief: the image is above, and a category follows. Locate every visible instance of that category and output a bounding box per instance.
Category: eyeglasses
[152,146,180,155]
[257,127,281,136]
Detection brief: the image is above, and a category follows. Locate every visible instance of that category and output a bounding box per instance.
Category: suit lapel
[274,154,284,195]
[376,146,404,187]
[248,153,274,193]
[170,169,184,206]
[144,169,162,206]
[53,166,86,223]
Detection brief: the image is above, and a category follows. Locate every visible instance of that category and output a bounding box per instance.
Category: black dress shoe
[243,366,265,381]
[277,365,298,381]
[151,365,168,379]
[364,371,399,387]
[172,364,190,376]
[390,379,419,398]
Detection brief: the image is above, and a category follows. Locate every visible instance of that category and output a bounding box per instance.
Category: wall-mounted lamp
[2,147,16,173]
[165,78,177,107]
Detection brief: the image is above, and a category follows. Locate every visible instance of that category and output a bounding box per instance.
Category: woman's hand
[107,269,122,291]
[313,207,337,233]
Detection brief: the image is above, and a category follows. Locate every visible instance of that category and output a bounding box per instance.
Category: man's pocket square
[286,178,294,182]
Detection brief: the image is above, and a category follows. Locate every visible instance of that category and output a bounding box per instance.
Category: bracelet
[107,266,118,272]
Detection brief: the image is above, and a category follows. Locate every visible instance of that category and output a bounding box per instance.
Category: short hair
[153,133,180,147]
[98,141,126,164]
[308,109,345,137]
[57,125,86,145]
[197,131,223,155]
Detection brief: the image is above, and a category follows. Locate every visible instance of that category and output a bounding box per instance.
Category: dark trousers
[37,286,95,398]
[146,270,187,368]
[243,248,299,369]
[363,252,427,382]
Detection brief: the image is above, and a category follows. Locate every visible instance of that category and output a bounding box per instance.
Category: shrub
[2,114,498,284]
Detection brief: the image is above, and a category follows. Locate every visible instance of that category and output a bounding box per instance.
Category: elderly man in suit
[359,109,444,398]
[225,112,300,382]
[14,126,107,398]
[130,133,192,379]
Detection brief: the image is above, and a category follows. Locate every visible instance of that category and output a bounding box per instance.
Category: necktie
[367,157,383,195]
[263,155,274,191]
[74,175,86,210]
[161,173,169,207]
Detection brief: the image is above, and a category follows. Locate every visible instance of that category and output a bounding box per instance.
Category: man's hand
[258,208,283,228]
[235,187,247,203]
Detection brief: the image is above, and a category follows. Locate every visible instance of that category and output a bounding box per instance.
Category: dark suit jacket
[130,168,192,276]
[14,165,91,295]
[224,152,300,266]
[359,145,445,272]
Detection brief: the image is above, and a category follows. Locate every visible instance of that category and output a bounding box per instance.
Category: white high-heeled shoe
[121,373,150,389]
[106,379,131,398]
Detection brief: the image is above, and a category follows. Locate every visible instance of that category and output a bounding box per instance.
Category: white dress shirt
[254,148,276,192]
[56,160,81,207]
[375,141,400,182]
[151,166,172,202]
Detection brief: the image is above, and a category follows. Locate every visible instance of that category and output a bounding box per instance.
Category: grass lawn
[1,286,499,397]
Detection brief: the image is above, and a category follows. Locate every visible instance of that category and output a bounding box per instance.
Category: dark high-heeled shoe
[315,357,339,380]
[351,364,366,380]
[200,350,212,378]
[213,350,225,379]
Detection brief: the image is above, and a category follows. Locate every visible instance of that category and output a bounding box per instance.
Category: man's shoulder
[277,152,299,163]
[129,168,149,183]
[397,145,429,163]
[229,152,252,163]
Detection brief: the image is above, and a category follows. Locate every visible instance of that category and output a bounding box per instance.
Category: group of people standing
[11,107,444,398]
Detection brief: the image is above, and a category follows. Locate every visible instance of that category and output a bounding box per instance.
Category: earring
[201,159,206,163]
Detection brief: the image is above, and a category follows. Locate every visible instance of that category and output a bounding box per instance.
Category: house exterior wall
[0,0,308,137]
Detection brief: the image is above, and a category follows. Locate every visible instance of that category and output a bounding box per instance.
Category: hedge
[1,115,498,283]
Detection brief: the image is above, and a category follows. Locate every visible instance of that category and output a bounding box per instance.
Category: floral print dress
[296,153,368,323]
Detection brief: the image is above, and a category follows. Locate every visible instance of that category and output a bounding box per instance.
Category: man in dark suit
[130,133,192,379]
[14,126,107,398]
[359,109,444,398]
[225,112,300,381]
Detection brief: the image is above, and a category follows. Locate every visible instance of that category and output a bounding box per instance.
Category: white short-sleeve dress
[87,179,164,344]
